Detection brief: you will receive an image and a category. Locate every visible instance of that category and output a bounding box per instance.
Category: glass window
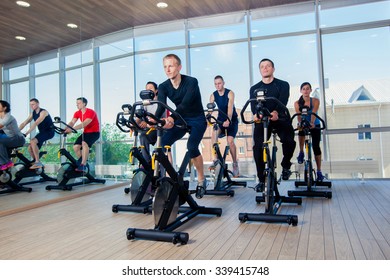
[65,49,93,68]
[9,81,29,121]
[189,24,247,45]
[251,34,319,108]
[251,12,315,37]
[190,42,250,109]
[99,38,134,60]
[100,57,135,165]
[358,124,372,141]
[35,73,60,120]
[322,27,390,130]
[35,57,59,75]
[135,31,185,52]
[134,22,185,52]
[320,1,390,28]
[100,56,134,126]
[65,66,94,121]
[8,64,28,80]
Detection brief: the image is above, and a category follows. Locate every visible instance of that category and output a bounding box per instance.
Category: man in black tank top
[19,98,55,169]
[209,75,240,177]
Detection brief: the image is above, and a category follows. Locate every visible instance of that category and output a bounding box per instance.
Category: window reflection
[65,66,94,121]
[9,81,29,120]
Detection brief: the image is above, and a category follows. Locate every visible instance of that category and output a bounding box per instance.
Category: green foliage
[101,123,133,165]
[20,125,132,165]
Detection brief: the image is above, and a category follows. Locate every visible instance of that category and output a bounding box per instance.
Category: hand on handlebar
[137,120,147,129]
[64,127,73,134]
[270,110,279,121]
[253,114,262,123]
[163,116,174,129]
[222,120,230,128]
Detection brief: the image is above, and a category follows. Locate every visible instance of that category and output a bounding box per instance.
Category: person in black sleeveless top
[294,82,324,181]
[209,75,240,177]
[19,98,55,169]
[249,58,296,191]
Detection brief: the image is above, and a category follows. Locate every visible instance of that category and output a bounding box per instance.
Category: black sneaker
[297,151,304,164]
[255,182,265,192]
[195,179,208,199]
[281,168,291,180]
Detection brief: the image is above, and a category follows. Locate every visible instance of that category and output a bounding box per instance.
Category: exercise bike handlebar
[115,103,138,133]
[115,112,133,133]
[204,102,231,126]
[291,110,326,131]
[52,117,78,135]
[130,99,188,131]
[240,94,290,124]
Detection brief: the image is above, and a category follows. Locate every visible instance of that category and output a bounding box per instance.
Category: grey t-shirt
[0,113,23,137]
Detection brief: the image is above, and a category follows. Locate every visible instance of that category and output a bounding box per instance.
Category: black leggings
[298,126,322,156]
[253,120,296,182]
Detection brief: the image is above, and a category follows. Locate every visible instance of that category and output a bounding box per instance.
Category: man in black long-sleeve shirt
[249,58,296,191]
[155,54,208,198]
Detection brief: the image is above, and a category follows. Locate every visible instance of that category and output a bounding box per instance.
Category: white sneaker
[232,162,239,177]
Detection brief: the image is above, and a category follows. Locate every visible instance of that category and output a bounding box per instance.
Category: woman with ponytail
[294,82,324,181]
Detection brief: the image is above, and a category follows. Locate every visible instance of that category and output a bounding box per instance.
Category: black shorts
[34,130,55,149]
[74,132,100,148]
[218,120,238,138]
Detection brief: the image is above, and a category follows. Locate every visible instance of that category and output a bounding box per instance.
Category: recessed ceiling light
[16,1,30,7]
[67,23,78,29]
[15,36,26,41]
[156,2,168,8]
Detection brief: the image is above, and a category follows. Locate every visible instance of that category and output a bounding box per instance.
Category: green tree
[101,123,133,165]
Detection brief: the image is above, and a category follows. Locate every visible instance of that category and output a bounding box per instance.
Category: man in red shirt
[65,97,100,172]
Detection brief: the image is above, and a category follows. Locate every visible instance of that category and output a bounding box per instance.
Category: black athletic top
[32,108,54,132]
[249,78,290,120]
[156,75,204,120]
[213,88,238,123]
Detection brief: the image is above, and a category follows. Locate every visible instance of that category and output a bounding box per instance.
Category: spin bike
[126,95,222,245]
[204,102,246,197]
[288,108,332,199]
[238,91,301,226]
[10,146,56,186]
[0,151,32,195]
[45,117,106,191]
[112,101,155,214]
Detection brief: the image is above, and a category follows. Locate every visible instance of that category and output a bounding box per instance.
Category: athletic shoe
[30,162,44,169]
[76,164,88,173]
[317,171,325,182]
[195,179,208,199]
[0,161,14,171]
[232,162,240,177]
[297,151,304,164]
[281,168,291,180]
[255,182,265,192]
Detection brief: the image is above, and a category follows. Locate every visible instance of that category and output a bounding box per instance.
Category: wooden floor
[0,179,389,260]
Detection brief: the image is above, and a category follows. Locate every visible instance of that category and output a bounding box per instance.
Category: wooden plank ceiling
[0,0,309,65]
